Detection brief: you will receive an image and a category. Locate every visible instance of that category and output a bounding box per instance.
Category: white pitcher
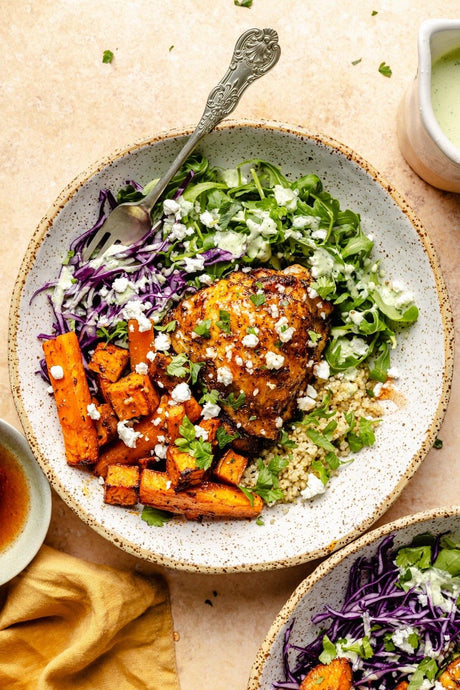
[397,18,460,193]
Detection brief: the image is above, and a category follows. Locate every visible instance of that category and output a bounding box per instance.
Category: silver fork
[82,27,280,261]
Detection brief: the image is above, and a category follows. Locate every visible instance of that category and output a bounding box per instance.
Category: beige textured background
[1,2,459,688]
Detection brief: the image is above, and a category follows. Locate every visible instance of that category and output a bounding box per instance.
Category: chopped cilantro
[175,415,213,470]
[223,391,246,410]
[234,0,253,6]
[433,438,443,449]
[240,455,288,505]
[167,353,203,384]
[199,389,220,405]
[216,309,231,333]
[378,61,392,77]
[141,506,173,526]
[154,320,177,333]
[216,425,240,449]
[193,319,212,338]
[351,58,362,66]
[250,292,266,307]
[96,320,128,344]
[279,429,297,449]
[102,50,114,64]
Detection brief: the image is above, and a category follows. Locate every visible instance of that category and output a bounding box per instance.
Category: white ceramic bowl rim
[418,18,460,166]
[8,120,455,573]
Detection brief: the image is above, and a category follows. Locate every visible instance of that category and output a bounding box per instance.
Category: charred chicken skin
[170,265,332,441]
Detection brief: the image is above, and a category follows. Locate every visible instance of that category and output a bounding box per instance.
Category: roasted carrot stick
[43,331,99,467]
[140,469,264,520]
[94,396,169,478]
[127,318,155,370]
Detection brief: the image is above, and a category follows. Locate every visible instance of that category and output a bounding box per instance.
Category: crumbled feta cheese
[307,285,318,299]
[235,356,244,366]
[306,384,317,399]
[300,473,326,500]
[183,256,205,273]
[205,346,217,359]
[313,360,330,380]
[216,366,233,386]
[117,420,142,448]
[135,362,149,375]
[163,198,180,216]
[268,303,279,319]
[50,365,64,380]
[275,416,283,429]
[275,316,295,342]
[154,333,171,352]
[214,230,246,257]
[387,367,400,379]
[267,381,276,390]
[122,300,151,332]
[392,626,417,655]
[194,426,209,441]
[86,403,101,420]
[202,402,221,419]
[297,396,316,411]
[198,274,213,285]
[242,333,259,348]
[146,350,156,362]
[112,276,130,293]
[154,443,168,459]
[311,228,327,241]
[171,382,192,403]
[169,222,188,241]
[265,351,285,370]
[200,210,219,228]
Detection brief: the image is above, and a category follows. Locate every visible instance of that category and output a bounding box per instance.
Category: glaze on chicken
[170,265,332,441]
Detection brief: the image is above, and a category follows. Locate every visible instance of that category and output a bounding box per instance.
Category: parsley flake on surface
[351,58,362,66]
[141,506,173,527]
[378,61,392,77]
[234,0,253,7]
[102,50,114,64]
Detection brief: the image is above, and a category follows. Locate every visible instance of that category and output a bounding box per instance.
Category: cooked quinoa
[241,365,382,504]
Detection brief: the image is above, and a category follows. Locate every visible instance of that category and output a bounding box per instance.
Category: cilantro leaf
[378,61,392,77]
[167,353,189,378]
[193,319,212,338]
[216,309,231,333]
[141,506,173,526]
[216,425,240,449]
[250,292,266,306]
[102,50,114,64]
[223,391,246,410]
[174,415,214,470]
[240,455,288,506]
[234,0,253,6]
[154,320,177,333]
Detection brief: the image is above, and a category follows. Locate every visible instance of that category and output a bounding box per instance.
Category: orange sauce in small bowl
[0,445,30,551]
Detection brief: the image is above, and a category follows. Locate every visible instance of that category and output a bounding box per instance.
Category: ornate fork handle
[141,28,280,213]
[197,28,281,135]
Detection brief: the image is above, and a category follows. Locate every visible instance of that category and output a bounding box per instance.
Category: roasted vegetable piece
[166,445,206,492]
[91,399,118,446]
[439,657,460,688]
[299,658,353,690]
[94,396,169,478]
[166,404,187,443]
[213,448,248,486]
[43,331,99,467]
[394,683,408,690]
[127,318,155,370]
[87,342,129,382]
[183,396,203,423]
[198,418,220,446]
[148,352,183,391]
[104,464,140,506]
[140,469,264,520]
[105,372,160,420]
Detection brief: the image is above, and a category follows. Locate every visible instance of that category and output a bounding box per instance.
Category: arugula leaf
[141,506,173,526]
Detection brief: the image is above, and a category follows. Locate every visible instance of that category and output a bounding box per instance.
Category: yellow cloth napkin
[0,545,180,690]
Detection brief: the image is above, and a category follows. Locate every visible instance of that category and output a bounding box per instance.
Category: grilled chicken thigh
[170,265,333,440]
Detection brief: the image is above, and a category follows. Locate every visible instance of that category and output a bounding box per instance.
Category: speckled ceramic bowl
[8,121,454,573]
[248,505,460,688]
[0,419,51,586]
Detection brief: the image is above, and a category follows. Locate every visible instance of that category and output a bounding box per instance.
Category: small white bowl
[0,419,51,586]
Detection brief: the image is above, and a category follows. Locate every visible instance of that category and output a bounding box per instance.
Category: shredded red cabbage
[274,533,460,689]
